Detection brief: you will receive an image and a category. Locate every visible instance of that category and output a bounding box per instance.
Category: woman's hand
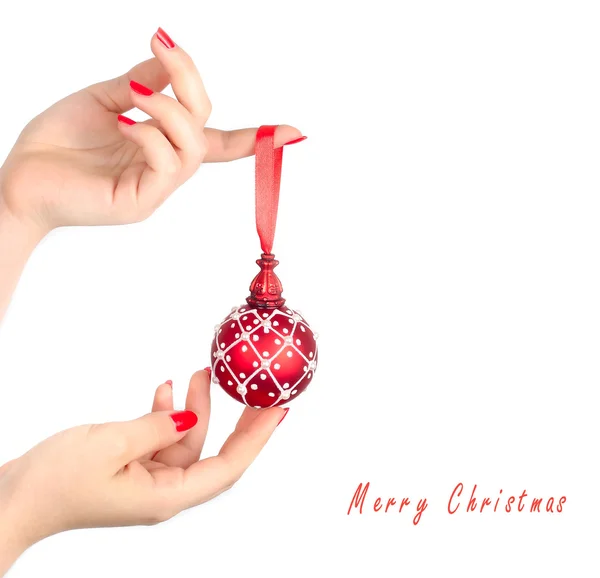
[0,26,304,321]
[0,369,288,574]
[0,27,302,234]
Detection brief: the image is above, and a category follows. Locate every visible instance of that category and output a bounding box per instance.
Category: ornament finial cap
[246,253,285,309]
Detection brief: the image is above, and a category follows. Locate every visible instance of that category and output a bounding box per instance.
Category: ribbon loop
[255,125,283,255]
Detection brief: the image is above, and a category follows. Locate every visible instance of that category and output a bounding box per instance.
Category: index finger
[178,406,286,509]
[150,28,211,123]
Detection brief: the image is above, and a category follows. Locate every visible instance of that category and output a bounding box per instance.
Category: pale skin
[0,28,300,574]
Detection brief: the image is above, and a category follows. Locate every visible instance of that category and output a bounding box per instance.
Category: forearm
[0,197,46,324]
[0,505,30,577]
[0,530,25,576]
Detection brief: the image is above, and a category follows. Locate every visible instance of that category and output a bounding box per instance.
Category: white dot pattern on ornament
[213,305,318,407]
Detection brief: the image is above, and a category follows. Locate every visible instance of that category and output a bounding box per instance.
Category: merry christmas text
[347,482,567,526]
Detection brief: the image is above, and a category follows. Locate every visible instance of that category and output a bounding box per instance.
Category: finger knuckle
[145,499,178,525]
[135,211,151,224]
[112,434,132,460]
[186,134,207,168]
[89,424,130,460]
[172,51,195,74]
[143,510,167,526]
[164,155,181,176]
[135,203,156,223]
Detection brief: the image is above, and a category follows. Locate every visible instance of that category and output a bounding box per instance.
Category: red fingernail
[165,380,173,387]
[277,407,289,427]
[203,366,212,378]
[156,27,175,49]
[284,136,307,146]
[170,410,198,432]
[117,114,136,126]
[130,80,154,96]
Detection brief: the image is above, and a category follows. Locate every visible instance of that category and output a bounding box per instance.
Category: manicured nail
[277,407,289,427]
[284,136,307,146]
[203,366,212,378]
[165,380,173,387]
[117,114,136,126]
[156,27,175,49]
[170,410,198,432]
[130,80,153,96]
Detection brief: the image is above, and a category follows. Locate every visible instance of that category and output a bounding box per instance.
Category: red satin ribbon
[255,125,283,255]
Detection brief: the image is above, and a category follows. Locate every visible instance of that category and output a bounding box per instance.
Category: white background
[0,1,599,576]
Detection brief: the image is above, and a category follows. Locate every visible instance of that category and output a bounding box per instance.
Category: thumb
[98,410,198,467]
[86,57,170,113]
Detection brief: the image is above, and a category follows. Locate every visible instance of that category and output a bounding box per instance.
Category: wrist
[0,196,49,251]
[0,161,53,242]
[0,195,48,322]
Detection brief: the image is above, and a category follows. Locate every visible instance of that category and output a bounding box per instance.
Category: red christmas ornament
[210,126,319,408]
